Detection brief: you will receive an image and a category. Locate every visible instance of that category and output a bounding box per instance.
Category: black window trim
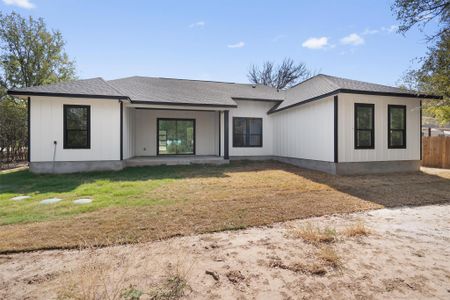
[388,104,407,149]
[63,104,91,149]
[232,117,263,148]
[354,103,375,150]
[156,118,196,155]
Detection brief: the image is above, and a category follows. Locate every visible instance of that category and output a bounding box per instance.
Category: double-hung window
[63,105,90,149]
[354,103,374,149]
[388,105,406,148]
[233,117,263,147]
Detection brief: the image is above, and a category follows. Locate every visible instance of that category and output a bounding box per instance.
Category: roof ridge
[318,74,341,90]
[100,78,128,97]
[320,74,402,90]
[108,75,279,89]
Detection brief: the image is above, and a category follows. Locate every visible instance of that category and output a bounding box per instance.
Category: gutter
[7,90,129,100]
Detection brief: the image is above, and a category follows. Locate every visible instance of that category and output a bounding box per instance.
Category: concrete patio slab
[40,198,62,205]
[10,196,31,201]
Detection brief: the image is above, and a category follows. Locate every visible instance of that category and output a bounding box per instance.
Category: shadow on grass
[1,160,449,209]
[275,162,450,208]
[0,162,237,195]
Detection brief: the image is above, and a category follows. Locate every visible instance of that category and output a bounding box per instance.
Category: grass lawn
[1,161,449,253]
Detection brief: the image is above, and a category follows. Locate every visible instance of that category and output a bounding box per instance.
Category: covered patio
[121,101,231,166]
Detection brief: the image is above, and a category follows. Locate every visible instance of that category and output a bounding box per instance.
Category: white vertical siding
[134,109,220,156]
[219,111,224,157]
[338,93,421,162]
[271,96,335,162]
[228,100,277,156]
[122,105,135,159]
[30,96,121,162]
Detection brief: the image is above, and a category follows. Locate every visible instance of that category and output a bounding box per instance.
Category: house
[7,74,441,175]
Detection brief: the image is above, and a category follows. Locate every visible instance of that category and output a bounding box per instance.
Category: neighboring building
[422,127,450,137]
[8,74,441,175]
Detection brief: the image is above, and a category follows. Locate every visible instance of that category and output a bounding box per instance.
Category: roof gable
[272,74,442,113]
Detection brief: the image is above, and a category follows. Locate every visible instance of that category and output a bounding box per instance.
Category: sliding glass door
[158,119,195,155]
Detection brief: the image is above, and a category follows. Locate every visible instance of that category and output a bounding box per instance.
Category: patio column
[224,110,229,159]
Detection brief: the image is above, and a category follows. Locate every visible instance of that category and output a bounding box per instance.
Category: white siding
[123,105,135,159]
[272,96,335,162]
[134,109,220,156]
[228,100,277,156]
[30,96,121,162]
[338,93,421,162]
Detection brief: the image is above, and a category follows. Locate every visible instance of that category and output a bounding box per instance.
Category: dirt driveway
[1,204,449,299]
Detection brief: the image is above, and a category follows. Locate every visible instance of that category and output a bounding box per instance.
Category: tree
[393,0,450,125]
[0,12,76,89]
[0,12,76,165]
[0,98,27,164]
[248,58,312,90]
[392,0,449,41]
[413,32,450,125]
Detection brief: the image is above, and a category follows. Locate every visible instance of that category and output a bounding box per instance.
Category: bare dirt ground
[1,204,449,300]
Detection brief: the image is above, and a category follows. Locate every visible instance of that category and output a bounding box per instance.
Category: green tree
[0,12,76,164]
[0,11,76,89]
[393,0,450,125]
[392,0,449,41]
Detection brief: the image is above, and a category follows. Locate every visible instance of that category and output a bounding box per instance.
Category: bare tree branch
[392,0,450,42]
[247,58,312,90]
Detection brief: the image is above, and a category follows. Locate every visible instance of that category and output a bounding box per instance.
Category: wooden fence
[422,136,450,169]
[0,147,28,170]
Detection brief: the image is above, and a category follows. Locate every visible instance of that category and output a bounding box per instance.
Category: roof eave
[7,90,129,100]
[338,89,443,99]
[130,100,238,108]
[269,89,443,114]
[231,97,283,103]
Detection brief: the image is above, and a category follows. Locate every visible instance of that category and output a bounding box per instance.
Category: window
[354,103,374,149]
[64,105,90,149]
[388,105,406,149]
[233,117,262,147]
[157,119,195,155]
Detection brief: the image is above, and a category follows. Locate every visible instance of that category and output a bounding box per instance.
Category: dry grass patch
[269,259,327,276]
[58,249,130,300]
[2,161,450,252]
[317,246,341,268]
[344,222,371,237]
[289,223,337,245]
[58,242,192,300]
[148,274,189,300]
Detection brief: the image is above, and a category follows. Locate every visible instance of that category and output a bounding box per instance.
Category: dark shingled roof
[274,74,440,112]
[8,77,126,99]
[107,76,284,107]
[8,74,441,110]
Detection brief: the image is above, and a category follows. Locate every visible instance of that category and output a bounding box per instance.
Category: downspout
[334,95,338,163]
[120,100,123,161]
[27,97,31,163]
[224,110,229,159]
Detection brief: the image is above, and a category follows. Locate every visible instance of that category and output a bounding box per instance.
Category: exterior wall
[134,109,220,156]
[338,93,421,162]
[272,96,335,162]
[228,100,277,157]
[123,105,135,159]
[30,96,121,162]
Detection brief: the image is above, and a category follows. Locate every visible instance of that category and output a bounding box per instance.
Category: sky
[0,0,440,86]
